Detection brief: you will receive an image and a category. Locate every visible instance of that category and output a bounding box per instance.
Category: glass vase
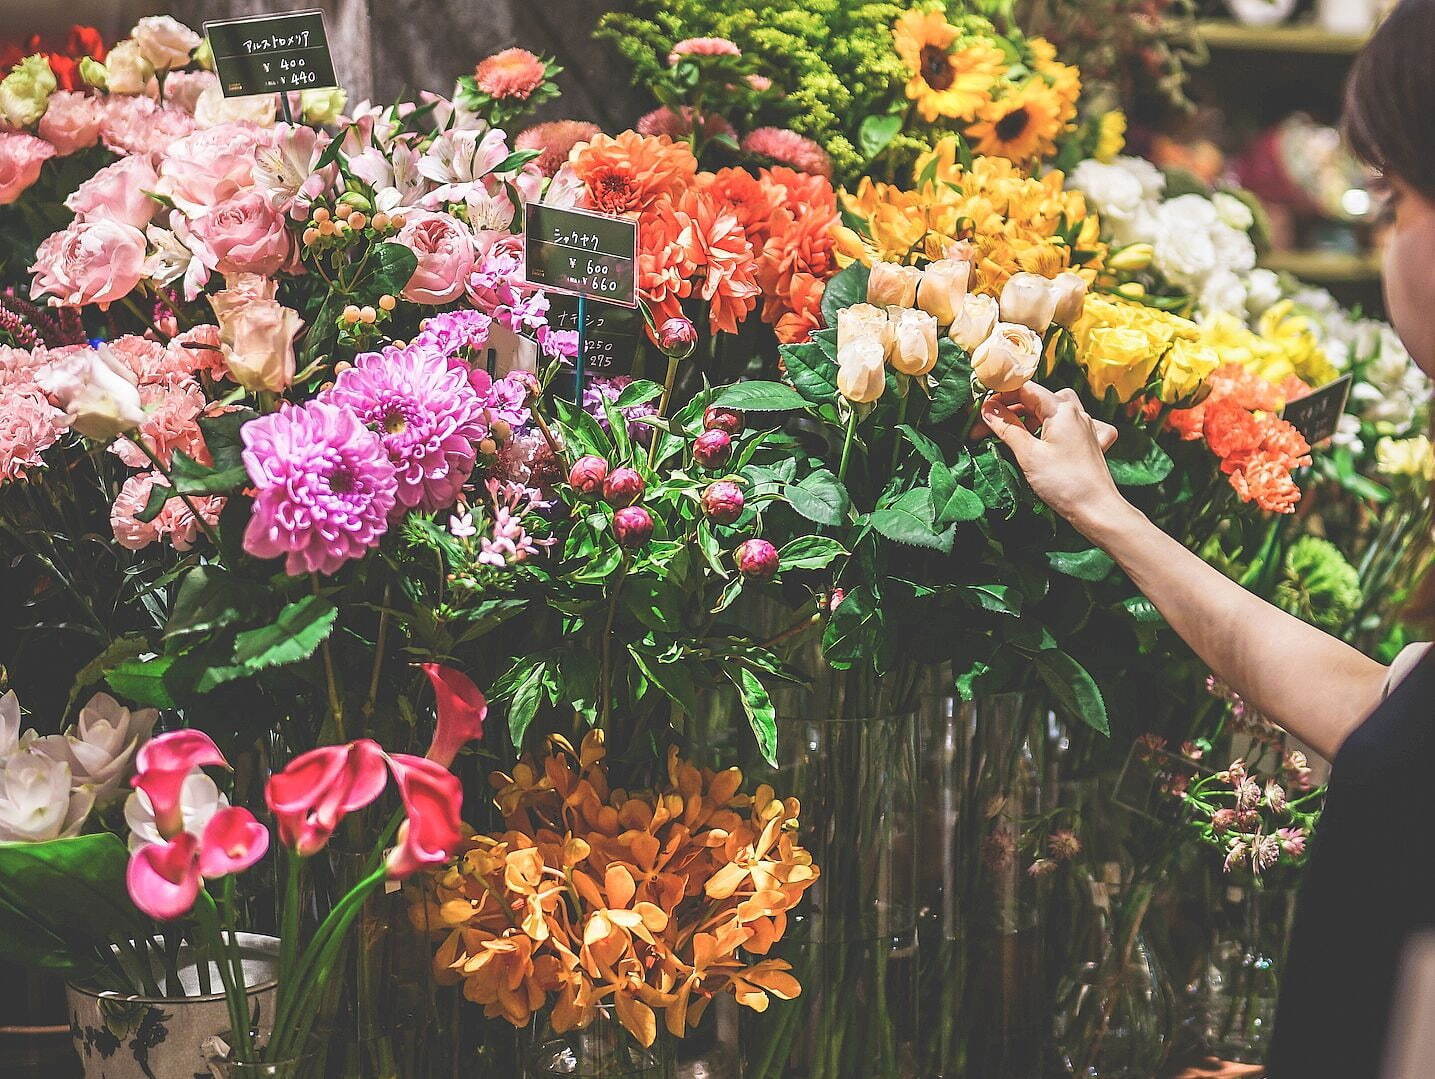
[1198,884,1293,1063]
[524,1011,676,1078]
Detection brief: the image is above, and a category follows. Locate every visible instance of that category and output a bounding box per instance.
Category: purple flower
[324,344,487,513]
[241,401,397,575]
[583,376,655,445]
[536,325,578,360]
[413,310,494,357]
[484,373,532,428]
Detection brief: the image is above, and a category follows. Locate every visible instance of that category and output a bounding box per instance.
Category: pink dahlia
[111,471,223,552]
[636,107,735,144]
[667,37,742,66]
[516,120,601,178]
[241,401,397,575]
[473,48,547,100]
[323,345,486,513]
[0,385,67,482]
[741,127,833,179]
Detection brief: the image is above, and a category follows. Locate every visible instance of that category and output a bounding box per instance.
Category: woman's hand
[977,383,1123,538]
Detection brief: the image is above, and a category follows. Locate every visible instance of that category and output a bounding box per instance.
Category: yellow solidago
[1094,111,1127,163]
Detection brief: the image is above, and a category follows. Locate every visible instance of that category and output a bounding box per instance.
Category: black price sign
[1282,374,1352,446]
[523,204,638,308]
[205,10,337,98]
[546,295,640,375]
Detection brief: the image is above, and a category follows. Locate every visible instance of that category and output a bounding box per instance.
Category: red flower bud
[701,480,745,525]
[613,506,654,548]
[693,429,733,469]
[703,405,744,435]
[602,466,646,508]
[735,538,779,579]
[567,454,610,497]
[658,316,698,358]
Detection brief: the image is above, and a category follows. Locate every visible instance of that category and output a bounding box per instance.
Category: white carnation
[1212,191,1255,232]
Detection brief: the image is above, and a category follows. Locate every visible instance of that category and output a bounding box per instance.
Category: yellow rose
[1081,326,1162,402]
[0,55,57,128]
[867,262,923,308]
[888,308,939,377]
[916,258,971,325]
[972,322,1043,393]
[1158,339,1220,403]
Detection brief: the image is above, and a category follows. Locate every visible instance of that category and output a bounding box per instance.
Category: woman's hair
[1344,0,1435,631]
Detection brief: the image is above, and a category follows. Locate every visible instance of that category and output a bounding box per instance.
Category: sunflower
[1027,37,1082,121]
[893,11,1004,124]
[968,81,1066,163]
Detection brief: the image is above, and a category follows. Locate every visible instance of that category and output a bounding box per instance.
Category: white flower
[124,771,227,852]
[193,84,276,127]
[1212,191,1255,232]
[0,690,35,758]
[1210,223,1257,275]
[1244,269,1283,318]
[1067,160,1149,238]
[131,16,202,72]
[1198,269,1248,319]
[32,693,157,806]
[252,125,333,215]
[417,128,512,208]
[0,751,93,842]
[1110,155,1167,200]
[143,222,214,302]
[449,511,477,538]
[1152,198,1220,288]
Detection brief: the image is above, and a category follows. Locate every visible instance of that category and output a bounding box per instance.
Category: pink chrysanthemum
[323,345,486,513]
[111,471,223,552]
[473,48,547,100]
[241,400,397,575]
[112,375,208,469]
[636,107,736,143]
[667,37,742,66]
[0,385,67,482]
[741,127,833,179]
[516,120,601,178]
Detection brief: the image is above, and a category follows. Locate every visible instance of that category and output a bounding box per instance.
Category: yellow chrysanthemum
[893,11,1004,124]
[1095,111,1127,163]
[968,81,1067,163]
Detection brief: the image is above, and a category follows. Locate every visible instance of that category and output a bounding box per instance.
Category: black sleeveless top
[1267,648,1435,1077]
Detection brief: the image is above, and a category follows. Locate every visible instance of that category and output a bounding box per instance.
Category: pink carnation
[515,120,601,178]
[112,375,208,469]
[741,127,833,179]
[106,335,170,384]
[636,107,736,143]
[668,37,742,66]
[323,344,487,513]
[111,471,223,552]
[190,190,294,276]
[473,48,547,100]
[165,325,228,381]
[30,219,147,309]
[99,96,198,158]
[65,156,161,231]
[37,91,105,156]
[0,345,46,389]
[0,133,57,206]
[241,400,398,576]
[157,122,268,215]
[0,385,67,482]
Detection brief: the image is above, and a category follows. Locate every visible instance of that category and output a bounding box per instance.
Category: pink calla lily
[420,663,487,768]
[199,806,270,878]
[265,738,388,855]
[131,730,229,838]
[126,832,201,920]
[383,753,463,879]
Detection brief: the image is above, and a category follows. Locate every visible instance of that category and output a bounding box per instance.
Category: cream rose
[1050,272,1089,327]
[35,342,145,441]
[999,272,1059,334]
[131,16,203,72]
[916,258,971,325]
[972,322,1043,394]
[866,262,922,309]
[888,307,939,377]
[948,293,999,352]
[836,336,886,404]
[212,285,302,393]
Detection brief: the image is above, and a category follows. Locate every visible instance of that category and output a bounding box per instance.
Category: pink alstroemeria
[265,739,388,855]
[127,832,202,920]
[420,663,487,769]
[198,806,269,878]
[131,729,228,838]
[383,753,463,879]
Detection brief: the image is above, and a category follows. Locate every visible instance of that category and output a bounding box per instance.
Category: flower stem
[838,407,859,484]
[313,574,345,741]
[598,557,631,736]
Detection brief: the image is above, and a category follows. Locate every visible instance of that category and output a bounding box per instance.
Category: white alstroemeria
[32,693,157,806]
[252,125,335,215]
[351,138,429,213]
[0,751,94,842]
[124,771,228,852]
[143,222,215,301]
[418,128,511,208]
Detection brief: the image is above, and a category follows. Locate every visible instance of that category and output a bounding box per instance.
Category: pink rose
[65,156,160,230]
[157,122,268,215]
[0,133,56,206]
[394,211,474,305]
[99,96,197,158]
[30,219,146,309]
[191,190,293,275]
[37,91,104,155]
[211,277,302,393]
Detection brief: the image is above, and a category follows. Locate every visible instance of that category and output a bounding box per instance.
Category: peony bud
[1049,272,1089,327]
[657,316,698,358]
[948,293,999,352]
[734,538,779,579]
[971,322,1043,393]
[999,272,1059,334]
[836,336,886,404]
[693,429,733,469]
[613,505,654,548]
[701,481,745,525]
[916,258,971,325]
[703,405,744,435]
[602,466,646,508]
[866,262,922,309]
[837,303,890,349]
[887,307,939,377]
[567,454,609,497]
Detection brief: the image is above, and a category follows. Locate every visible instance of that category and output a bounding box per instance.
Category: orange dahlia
[757,204,838,324]
[701,167,783,249]
[572,132,698,216]
[774,272,825,344]
[637,200,697,327]
[676,189,760,335]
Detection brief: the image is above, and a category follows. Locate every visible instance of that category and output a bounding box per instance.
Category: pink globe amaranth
[567,454,610,497]
[735,538,779,579]
[602,466,645,509]
[613,505,654,549]
[693,429,733,469]
[703,405,744,436]
[240,400,398,576]
[702,481,745,525]
[323,344,486,514]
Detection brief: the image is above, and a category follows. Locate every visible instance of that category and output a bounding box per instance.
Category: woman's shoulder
[1384,642,1434,699]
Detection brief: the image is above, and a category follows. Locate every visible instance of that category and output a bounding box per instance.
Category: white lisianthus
[1210,223,1257,275]
[1067,160,1149,242]
[1212,191,1255,232]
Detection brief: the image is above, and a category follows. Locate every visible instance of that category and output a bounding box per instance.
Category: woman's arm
[981,384,1389,760]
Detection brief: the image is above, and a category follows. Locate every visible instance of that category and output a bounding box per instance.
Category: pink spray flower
[668,37,742,65]
[741,128,833,179]
[420,664,487,768]
[516,120,600,177]
[265,739,389,856]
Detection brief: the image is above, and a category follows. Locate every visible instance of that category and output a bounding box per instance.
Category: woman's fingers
[980,397,1040,464]
[1092,417,1119,452]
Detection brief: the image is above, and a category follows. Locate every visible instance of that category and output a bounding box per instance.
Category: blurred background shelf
[1193,19,1369,54]
[1260,248,1382,283]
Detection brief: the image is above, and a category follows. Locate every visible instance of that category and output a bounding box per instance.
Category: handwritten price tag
[205,10,337,98]
[1282,374,1352,446]
[523,204,638,309]
[545,295,640,375]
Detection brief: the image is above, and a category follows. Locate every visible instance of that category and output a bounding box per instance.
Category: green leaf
[490,148,542,175]
[368,242,419,297]
[133,478,173,524]
[871,487,954,552]
[972,444,1017,518]
[937,485,985,524]
[1033,650,1110,735]
[163,567,249,647]
[929,339,974,425]
[787,469,850,526]
[231,595,338,671]
[715,381,809,412]
[1121,596,1165,624]
[503,658,549,747]
[777,536,848,571]
[820,263,871,328]
[727,666,777,767]
[629,646,701,718]
[197,408,257,476]
[67,635,150,716]
[1106,433,1174,487]
[859,113,903,160]
[554,396,616,459]
[622,577,685,633]
[105,655,180,709]
[780,335,840,405]
[821,586,881,670]
[964,583,1021,617]
[613,379,663,410]
[1047,548,1116,582]
[166,447,248,497]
